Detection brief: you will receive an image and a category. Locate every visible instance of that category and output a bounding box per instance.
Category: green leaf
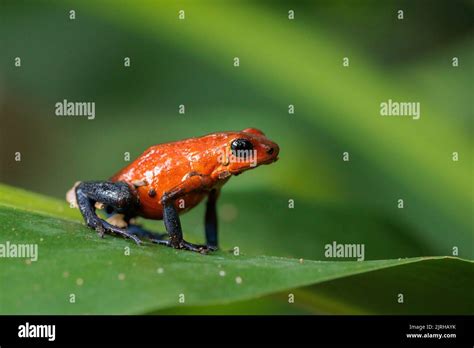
[0,184,472,314]
[157,254,474,315]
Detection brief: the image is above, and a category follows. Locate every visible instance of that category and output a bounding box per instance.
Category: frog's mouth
[259,155,279,166]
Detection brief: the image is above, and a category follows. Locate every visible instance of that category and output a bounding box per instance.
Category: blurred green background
[0,0,473,313]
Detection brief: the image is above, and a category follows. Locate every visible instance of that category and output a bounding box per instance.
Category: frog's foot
[90,218,143,245]
[154,239,217,254]
[127,224,167,242]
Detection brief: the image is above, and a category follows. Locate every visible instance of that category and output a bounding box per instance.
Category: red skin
[110,128,279,219]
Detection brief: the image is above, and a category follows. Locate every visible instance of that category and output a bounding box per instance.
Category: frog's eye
[231,138,254,154]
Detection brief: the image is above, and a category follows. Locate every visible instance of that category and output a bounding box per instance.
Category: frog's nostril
[267,147,274,155]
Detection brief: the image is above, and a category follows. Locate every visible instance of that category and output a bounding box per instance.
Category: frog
[67,128,279,254]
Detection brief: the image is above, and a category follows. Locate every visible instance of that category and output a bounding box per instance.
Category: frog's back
[109,133,233,219]
[110,133,232,184]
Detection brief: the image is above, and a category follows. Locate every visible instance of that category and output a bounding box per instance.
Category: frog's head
[213,128,279,179]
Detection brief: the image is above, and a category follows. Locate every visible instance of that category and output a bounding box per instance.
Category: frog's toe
[180,241,216,254]
[93,224,105,239]
[100,220,143,245]
[156,239,215,254]
[150,238,170,245]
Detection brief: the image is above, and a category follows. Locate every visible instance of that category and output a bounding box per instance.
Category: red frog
[69,128,279,253]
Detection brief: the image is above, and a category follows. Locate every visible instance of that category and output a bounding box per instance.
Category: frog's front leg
[157,175,217,253]
[75,181,143,245]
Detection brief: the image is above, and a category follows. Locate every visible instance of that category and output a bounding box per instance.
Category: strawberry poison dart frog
[68,128,279,253]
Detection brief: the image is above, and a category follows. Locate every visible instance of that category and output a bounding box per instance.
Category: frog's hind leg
[75,181,142,245]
